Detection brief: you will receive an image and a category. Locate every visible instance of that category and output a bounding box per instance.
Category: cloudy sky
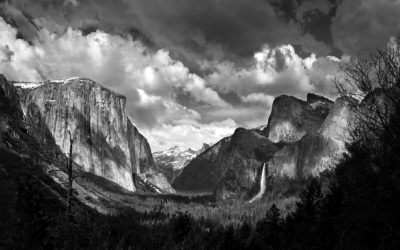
[0,0,399,152]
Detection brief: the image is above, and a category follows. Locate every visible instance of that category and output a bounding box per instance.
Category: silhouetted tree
[335,36,400,162]
[321,36,400,248]
[49,128,81,219]
[66,130,75,218]
[255,204,282,248]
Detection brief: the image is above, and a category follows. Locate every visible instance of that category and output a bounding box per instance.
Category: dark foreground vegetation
[2,41,400,249]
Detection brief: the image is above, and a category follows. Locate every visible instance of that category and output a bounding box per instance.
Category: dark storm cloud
[122,0,336,64]
[3,0,331,68]
[0,2,39,41]
[332,0,400,56]
[3,0,398,151]
[269,0,343,56]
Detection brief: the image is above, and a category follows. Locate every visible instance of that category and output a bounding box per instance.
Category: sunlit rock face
[265,93,333,143]
[15,77,165,192]
[267,96,357,180]
[138,172,176,193]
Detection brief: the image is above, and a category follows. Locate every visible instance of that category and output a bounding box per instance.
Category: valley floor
[75,170,298,227]
[0,146,297,249]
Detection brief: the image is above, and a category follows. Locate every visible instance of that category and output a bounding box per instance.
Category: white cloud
[64,0,80,7]
[184,74,231,108]
[0,16,235,151]
[241,93,274,106]
[196,44,347,132]
[143,119,237,152]
[0,17,228,109]
[206,44,343,100]
[0,16,349,151]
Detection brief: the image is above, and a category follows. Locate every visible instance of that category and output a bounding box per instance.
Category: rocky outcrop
[198,143,210,154]
[267,97,356,180]
[264,93,333,143]
[15,77,172,192]
[137,172,176,193]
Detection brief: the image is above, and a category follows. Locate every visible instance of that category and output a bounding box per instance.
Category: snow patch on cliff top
[12,77,84,89]
[13,82,44,89]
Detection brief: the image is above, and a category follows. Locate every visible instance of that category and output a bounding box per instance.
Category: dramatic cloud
[188,44,345,131]
[0,17,231,150]
[2,0,330,68]
[205,44,344,101]
[332,0,400,56]
[3,0,396,151]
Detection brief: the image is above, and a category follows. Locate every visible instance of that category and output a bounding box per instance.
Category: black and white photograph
[1,0,400,249]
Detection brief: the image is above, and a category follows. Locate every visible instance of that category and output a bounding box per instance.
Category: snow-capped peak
[154,144,208,172]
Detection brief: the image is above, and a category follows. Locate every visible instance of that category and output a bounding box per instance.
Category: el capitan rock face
[0,75,173,213]
[128,121,156,175]
[15,77,170,192]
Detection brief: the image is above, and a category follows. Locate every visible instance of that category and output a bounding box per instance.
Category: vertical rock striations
[264,93,333,142]
[128,120,156,175]
[267,96,356,180]
[15,77,170,192]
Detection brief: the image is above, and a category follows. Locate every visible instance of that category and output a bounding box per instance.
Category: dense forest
[2,42,400,250]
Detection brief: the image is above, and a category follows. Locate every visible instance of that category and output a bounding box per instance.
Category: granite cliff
[267,96,355,179]
[0,75,173,215]
[264,93,333,142]
[174,93,355,200]
[14,77,173,193]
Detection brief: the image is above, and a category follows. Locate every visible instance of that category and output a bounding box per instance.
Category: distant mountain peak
[154,144,210,182]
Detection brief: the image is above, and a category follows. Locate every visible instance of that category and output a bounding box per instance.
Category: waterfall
[249,163,266,203]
